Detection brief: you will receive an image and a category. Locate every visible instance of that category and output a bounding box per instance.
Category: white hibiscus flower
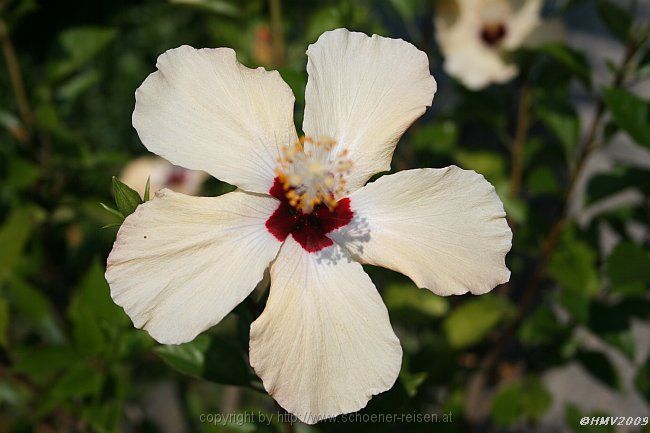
[120,156,208,197]
[435,0,542,90]
[105,28,512,424]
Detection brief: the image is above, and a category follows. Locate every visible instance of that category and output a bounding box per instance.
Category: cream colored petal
[503,0,543,49]
[133,46,298,195]
[302,28,436,194]
[330,167,512,296]
[444,41,517,90]
[106,189,281,344]
[250,237,402,424]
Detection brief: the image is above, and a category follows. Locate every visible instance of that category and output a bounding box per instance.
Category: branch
[0,18,34,135]
[509,83,531,198]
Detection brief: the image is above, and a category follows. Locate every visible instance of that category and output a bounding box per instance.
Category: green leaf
[400,369,428,398]
[144,176,151,201]
[526,166,560,195]
[548,226,599,295]
[443,295,514,348]
[156,335,251,386]
[169,0,239,17]
[587,167,650,205]
[384,283,449,318]
[536,97,580,159]
[519,305,566,346]
[112,176,142,217]
[565,404,615,433]
[155,335,210,378]
[596,0,632,42]
[491,377,552,426]
[0,207,38,283]
[606,242,650,295]
[577,350,619,389]
[538,43,592,88]
[5,277,64,344]
[603,88,650,148]
[454,150,505,185]
[411,121,458,154]
[51,27,117,80]
[68,259,127,355]
[99,202,124,219]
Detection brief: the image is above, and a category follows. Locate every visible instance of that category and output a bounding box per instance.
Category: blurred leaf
[635,356,649,402]
[596,0,631,42]
[603,88,650,148]
[156,335,251,386]
[443,295,514,349]
[169,0,239,17]
[0,297,9,348]
[536,97,580,159]
[577,350,619,389]
[57,69,100,101]
[0,207,38,283]
[156,335,210,378]
[412,121,458,154]
[587,166,650,205]
[400,369,428,398]
[606,242,650,295]
[538,43,591,88]
[5,277,64,344]
[548,226,599,295]
[454,150,505,185]
[13,346,79,382]
[68,259,127,355]
[491,377,552,426]
[526,166,560,195]
[112,176,142,217]
[565,404,614,433]
[519,305,566,346]
[52,27,117,80]
[384,283,449,318]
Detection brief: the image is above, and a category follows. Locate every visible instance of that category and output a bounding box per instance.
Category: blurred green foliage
[0,0,648,432]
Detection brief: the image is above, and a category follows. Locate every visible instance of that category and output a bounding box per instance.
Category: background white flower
[120,155,208,197]
[435,0,542,90]
[105,28,512,424]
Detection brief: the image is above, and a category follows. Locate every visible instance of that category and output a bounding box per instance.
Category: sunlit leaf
[443,295,514,349]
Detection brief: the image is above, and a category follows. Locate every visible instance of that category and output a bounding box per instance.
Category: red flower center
[265,177,353,253]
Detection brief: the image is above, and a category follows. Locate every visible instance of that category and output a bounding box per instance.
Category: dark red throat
[480,23,507,46]
[265,177,353,253]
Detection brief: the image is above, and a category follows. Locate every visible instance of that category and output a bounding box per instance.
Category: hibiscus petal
[435,11,517,90]
[133,46,298,194]
[330,167,512,296]
[249,237,401,424]
[503,0,542,49]
[302,28,436,194]
[106,189,281,344]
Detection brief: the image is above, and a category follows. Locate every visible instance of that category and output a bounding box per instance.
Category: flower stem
[268,0,285,67]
